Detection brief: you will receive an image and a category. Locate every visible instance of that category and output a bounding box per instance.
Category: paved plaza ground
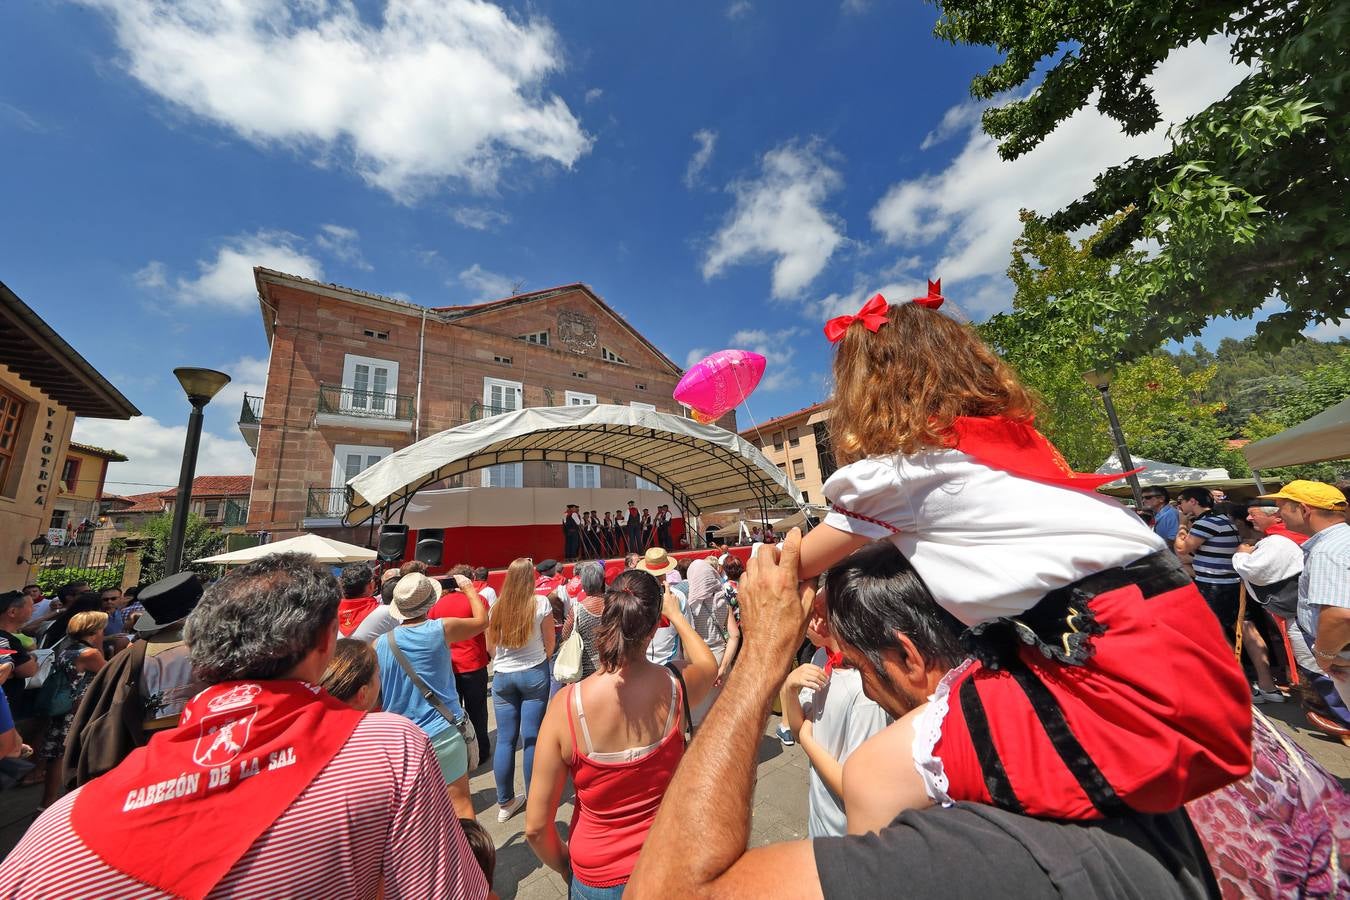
[2,689,1346,897]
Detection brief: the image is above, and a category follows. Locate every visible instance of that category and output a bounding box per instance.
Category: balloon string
[733,368,811,522]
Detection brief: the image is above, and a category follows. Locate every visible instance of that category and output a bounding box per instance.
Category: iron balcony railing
[306,487,349,519]
[223,499,249,526]
[239,394,263,427]
[317,383,415,421]
[469,402,520,421]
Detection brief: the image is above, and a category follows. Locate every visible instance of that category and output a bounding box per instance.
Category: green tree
[936,0,1350,357]
[136,512,225,584]
[983,213,1224,471]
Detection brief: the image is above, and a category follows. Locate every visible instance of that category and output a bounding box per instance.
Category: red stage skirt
[930,552,1253,820]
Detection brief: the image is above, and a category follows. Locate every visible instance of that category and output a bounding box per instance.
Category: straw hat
[636,547,676,576]
[391,573,439,622]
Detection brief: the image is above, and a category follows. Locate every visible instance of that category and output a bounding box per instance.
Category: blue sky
[0,0,1311,491]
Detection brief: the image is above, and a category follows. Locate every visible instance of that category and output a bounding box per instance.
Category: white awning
[345,404,804,524]
[1242,397,1350,469]
[1096,452,1229,486]
[196,533,377,565]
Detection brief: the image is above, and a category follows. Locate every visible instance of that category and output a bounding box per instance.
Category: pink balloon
[673,350,767,421]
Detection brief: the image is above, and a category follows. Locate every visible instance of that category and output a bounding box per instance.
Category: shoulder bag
[383,631,479,771]
[553,626,585,684]
[664,662,695,744]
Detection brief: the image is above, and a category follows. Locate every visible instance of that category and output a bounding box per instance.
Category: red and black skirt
[931,550,1253,820]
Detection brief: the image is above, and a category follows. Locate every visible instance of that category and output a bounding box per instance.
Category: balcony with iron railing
[237,393,264,452]
[468,402,521,421]
[315,383,415,431]
[306,487,349,522]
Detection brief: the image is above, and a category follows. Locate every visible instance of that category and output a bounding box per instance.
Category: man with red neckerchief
[0,553,487,900]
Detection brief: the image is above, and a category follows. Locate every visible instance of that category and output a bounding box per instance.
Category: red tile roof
[118,491,168,514]
[182,475,252,497]
[111,476,252,515]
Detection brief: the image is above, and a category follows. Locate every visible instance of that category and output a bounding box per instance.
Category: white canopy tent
[345,404,804,528]
[196,533,377,566]
[1242,396,1350,469]
[1096,452,1229,486]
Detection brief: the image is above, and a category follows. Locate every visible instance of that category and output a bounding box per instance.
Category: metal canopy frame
[342,406,801,538]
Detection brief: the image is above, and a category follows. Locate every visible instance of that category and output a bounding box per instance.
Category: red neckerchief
[949,416,1141,493]
[823,650,845,676]
[536,574,564,594]
[337,596,378,636]
[1263,521,1308,545]
[71,679,363,899]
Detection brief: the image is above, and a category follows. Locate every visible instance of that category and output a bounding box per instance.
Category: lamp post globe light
[163,367,231,576]
[1083,370,1145,509]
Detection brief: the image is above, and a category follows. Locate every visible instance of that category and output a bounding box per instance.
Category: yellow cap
[1256,480,1347,511]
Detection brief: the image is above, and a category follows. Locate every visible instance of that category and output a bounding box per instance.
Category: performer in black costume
[562,504,582,561]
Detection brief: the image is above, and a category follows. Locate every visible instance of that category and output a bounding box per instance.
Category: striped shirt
[0,713,488,900]
[1297,522,1350,662]
[1188,512,1241,584]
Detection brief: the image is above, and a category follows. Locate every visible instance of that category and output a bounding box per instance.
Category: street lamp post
[163,367,231,576]
[1084,370,1145,509]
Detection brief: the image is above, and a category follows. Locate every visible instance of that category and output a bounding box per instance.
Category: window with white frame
[569,463,600,489]
[333,444,392,488]
[518,330,549,346]
[630,402,660,490]
[601,347,626,364]
[483,377,522,417]
[482,463,523,488]
[565,391,596,407]
[342,354,399,414]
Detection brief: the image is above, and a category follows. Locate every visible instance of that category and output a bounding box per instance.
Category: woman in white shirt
[486,558,556,822]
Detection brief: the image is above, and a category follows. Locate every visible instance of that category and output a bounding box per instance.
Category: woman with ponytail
[486,558,555,823]
[525,570,717,899]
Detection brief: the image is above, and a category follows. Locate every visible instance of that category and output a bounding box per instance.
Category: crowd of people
[1,289,1347,898]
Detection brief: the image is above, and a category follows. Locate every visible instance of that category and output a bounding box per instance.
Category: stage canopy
[197,533,376,565]
[1242,396,1350,469]
[344,404,805,526]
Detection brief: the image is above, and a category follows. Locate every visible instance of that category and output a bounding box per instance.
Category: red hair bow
[912,279,944,309]
[823,293,890,343]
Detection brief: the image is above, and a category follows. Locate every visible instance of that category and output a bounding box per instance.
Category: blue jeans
[571,879,626,900]
[492,660,550,805]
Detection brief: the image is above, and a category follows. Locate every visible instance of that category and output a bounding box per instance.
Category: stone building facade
[242,270,730,541]
[740,401,834,506]
[0,281,138,586]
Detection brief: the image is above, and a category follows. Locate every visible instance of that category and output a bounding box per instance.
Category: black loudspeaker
[415,528,445,566]
[378,524,408,562]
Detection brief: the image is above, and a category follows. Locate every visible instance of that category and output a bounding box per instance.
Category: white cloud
[869,39,1250,316]
[919,101,989,151]
[169,230,324,310]
[726,1,752,19]
[684,328,803,396]
[451,207,511,231]
[133,260,168,289]
[684,129,717,188]
[315,224,372,271]
[73,416,257,494]
[841,0,870,13]
[1304,317,1350,340]
[584,88,603,104]
[458,263,518,302]
[703,139,846,299]
[79,0,592,201]
[0,102,46,133]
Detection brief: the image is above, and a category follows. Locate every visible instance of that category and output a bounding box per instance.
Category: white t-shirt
[351,605,399,644]
[646,587,688,664]
[824,451,1164,625]
[799,648,892,838]
[492,596,552,673]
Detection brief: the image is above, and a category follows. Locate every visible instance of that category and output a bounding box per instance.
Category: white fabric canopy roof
[345,404,804,524]
[1242,397,1350,469]
[196,533,377,565]
[1096,452,1229,486]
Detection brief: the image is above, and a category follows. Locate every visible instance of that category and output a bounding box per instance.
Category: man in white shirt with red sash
[0,553,488,900]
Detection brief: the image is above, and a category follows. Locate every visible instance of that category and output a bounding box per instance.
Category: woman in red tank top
[525,569,719,899]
